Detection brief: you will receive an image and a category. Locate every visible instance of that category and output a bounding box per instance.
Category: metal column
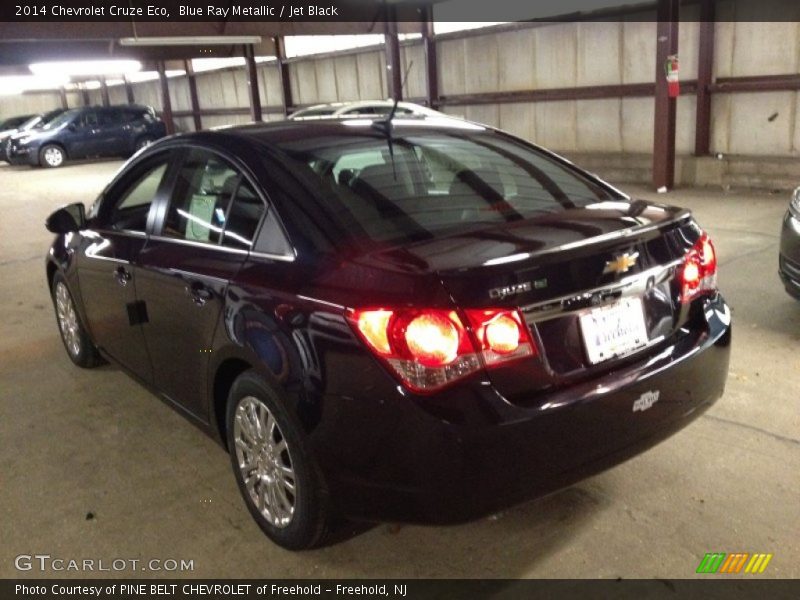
[243,44,263,123]
[652,0,680,190]
[694,0,715,156]
[157,61,175,135]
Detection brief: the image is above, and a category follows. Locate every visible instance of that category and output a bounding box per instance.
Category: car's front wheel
[226,371,330,550]
[51,273,102,368]
[40,144,66,168]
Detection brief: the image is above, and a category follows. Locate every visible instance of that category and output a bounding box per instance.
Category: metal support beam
[421,6,438,108]
[652,0,680,191]
[275,36,293,117]
[384,15,402,102]
[100,77,110,107]
[59,87,68,110]
[156,61,175,135]
[243,44,263,123]
[123,75,135,104]
[183,59,202,131]
[694,0,715,156]
[80,87,90,106]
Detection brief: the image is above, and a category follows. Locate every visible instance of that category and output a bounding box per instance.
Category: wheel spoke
[236,414,257,445]
[234,436,252,454]
[257,482,266,511]
[267,479,281,514]
[248,403,262,440]
[280,476,295,492]
[275,478,293,508]
[244,472,258,495]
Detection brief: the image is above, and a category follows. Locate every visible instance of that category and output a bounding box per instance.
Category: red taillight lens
[485,314,520,354]
[348,307,535,392]
[680,232,718,303]
[404,312,460,366]
[355,309,392,355]
[464,308,536,366]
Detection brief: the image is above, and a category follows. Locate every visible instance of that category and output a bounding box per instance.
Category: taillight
[680,232,718,303]
[463,309,536,366]
[348,307,535,392]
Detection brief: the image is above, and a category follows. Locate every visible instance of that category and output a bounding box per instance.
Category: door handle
[114,266,132,286]
[186,282,213,306]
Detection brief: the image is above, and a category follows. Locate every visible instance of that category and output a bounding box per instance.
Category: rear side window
[80,111,99,128]
[162,149,239,245]
[124,109,150,123]
[104,153,171,232]
[222,180,266,250]
[99,110,124,126]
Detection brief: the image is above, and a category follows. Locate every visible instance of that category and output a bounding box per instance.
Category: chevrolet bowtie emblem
[603,251,639,275]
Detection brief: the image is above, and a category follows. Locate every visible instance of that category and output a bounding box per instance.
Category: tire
[226,370,330,550]
[134,136,154,152]
[39,144,66,168]
[51,272,102,368]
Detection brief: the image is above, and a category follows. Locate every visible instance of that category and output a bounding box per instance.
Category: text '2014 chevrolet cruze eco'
[45,115,731,549]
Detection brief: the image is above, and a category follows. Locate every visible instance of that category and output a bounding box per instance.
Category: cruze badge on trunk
[604,251,639,275]
[489,281,532,299]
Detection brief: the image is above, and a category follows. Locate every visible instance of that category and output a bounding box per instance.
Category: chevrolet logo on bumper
[603,251,639,275]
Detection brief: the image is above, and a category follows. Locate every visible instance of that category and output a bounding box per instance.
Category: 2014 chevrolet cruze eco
[45,116,731,549]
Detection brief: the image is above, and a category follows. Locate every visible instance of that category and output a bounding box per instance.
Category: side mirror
[46,203,86,234]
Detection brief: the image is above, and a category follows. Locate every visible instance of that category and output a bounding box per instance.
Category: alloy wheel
[55,282,81,357]
[233,396,297,528]
[43,146,64,167]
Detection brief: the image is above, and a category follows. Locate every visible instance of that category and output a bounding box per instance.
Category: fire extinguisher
[665,54,680,98]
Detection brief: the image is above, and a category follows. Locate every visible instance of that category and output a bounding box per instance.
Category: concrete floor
[0,160,798,579]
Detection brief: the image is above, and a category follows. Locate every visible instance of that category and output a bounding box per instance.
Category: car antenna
[373,60,414,134]
[373,60,414,179]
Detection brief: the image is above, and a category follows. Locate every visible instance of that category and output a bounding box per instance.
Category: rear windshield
[275,129,617,245]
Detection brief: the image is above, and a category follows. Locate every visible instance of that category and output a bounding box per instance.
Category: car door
[76,150,177,380]
[95,108,126,156]
[135,148,266,418]
[68,110,105,158]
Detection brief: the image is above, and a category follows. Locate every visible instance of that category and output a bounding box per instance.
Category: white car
[287,100,443,120]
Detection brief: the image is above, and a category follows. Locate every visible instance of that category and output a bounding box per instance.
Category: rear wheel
[40,144,65,168]
[226,371,330,550]
[51,273,102,368]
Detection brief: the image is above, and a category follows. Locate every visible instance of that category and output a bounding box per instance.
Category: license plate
[579,297,649,365]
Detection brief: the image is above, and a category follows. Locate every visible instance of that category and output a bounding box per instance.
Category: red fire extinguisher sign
[665,54,680,98]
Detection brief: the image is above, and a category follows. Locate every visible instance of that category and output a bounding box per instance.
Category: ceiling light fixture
[119,36,262,46]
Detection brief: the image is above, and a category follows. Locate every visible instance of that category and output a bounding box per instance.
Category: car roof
[73,104,152,112]
[291,100,440,116]
[171,115,488,148]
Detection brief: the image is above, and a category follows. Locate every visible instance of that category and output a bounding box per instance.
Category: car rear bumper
[320,293,732,524]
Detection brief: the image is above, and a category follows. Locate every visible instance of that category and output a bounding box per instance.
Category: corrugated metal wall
[2,13,799,157]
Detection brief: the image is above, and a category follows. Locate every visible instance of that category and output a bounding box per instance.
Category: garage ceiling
[0,3,431,70]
